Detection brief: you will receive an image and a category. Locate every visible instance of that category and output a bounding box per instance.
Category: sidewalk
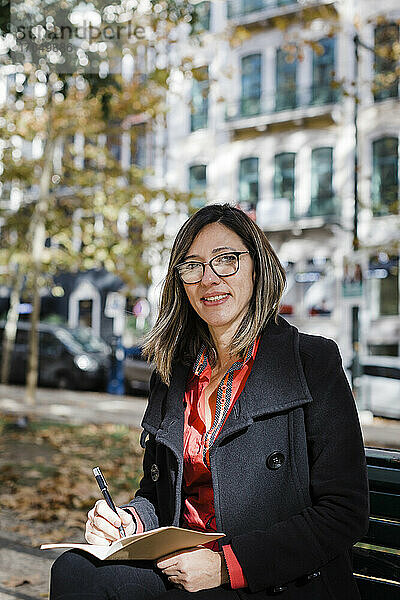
[0,384,399,448]
[358,410,400,450]
[0,520,61,600]
[0,384,147,428]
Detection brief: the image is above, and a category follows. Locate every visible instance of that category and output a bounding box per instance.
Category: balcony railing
[256,196,339,231]
[226,85,340,121]
[227,0,297,19]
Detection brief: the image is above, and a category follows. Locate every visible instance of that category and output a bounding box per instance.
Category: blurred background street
[0,384,146,426]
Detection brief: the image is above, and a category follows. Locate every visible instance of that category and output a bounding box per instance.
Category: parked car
[0,321,111,391]
[124,346,154,395]
[357,356,400,419]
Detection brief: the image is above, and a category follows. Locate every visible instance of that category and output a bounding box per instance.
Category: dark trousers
[50,550,238,600]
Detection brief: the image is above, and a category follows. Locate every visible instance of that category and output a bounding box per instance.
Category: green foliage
[0,2,193,295]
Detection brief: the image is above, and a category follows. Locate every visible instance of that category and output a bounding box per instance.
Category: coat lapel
[215,316,313,444]
[142,316,313,454]
[153,360,188,457]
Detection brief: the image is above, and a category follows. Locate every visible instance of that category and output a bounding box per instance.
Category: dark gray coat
[126,316,369,599]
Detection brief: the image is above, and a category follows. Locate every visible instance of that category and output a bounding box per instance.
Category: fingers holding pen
[85,505,116,544]
[85,500,126,544]
[94,499,123,529]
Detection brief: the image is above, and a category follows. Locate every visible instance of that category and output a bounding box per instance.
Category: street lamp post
[351,34,362,400]
[350,30,393,400]
[353,34,360,254]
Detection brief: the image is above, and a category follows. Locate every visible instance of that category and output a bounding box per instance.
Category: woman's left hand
[156,547,229,592]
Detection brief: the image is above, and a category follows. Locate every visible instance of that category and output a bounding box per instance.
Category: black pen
[92,466,126,538]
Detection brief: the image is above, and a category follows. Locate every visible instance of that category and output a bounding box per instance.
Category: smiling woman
[50,204,369,600]
[179,224,254,346]
[143,204,286,385]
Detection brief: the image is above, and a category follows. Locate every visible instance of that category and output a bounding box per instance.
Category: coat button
[272,585,287,594]
[267,451,285,470]
[150,464,160,482]
[306,571,320,581]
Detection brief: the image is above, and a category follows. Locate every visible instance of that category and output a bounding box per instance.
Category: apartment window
[227,1,261,19]
[367,254,399,317]
[191,1,211,34]
[374,23,399,102]
[191,66,209,132]
[228,1,295,18]
[312,37,337,105]
[310,147,334,216]
[189,164,207,208]
[239,157,259,208]
[276,48,297,111]
[189,164,207,190]
[371,137,398,216]
[240,54,262,117]
[241,0,264,14]
[274,153,295,219]
[106,133,121,163]
[130,124,147,168]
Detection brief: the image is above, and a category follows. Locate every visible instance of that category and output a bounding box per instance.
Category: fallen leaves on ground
[0,415,144,546]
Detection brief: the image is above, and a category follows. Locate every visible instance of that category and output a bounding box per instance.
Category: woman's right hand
[85,499,136,545]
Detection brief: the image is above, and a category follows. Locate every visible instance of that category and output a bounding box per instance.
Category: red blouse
[130,339,260,590]
[181,338,260,588]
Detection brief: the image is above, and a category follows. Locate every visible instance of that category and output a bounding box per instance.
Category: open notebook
[40,526,225,561]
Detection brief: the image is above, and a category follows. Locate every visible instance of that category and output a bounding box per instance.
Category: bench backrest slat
[367,464,400,487]
[355,575,400,600]
[353,447,400,599]
[360,517,400,550]
[369,491,400,518]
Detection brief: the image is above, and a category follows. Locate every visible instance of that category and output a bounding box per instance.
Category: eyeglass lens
[178,253,239,283]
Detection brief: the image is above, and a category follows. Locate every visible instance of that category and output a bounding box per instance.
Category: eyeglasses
[175,251,250,284]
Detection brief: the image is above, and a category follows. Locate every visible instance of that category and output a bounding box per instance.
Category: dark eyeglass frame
[175,251,250,284]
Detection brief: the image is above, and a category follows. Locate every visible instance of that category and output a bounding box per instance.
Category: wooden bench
[353,447,400,599]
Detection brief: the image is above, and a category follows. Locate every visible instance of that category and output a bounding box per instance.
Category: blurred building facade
[160,0,400,364]
[1,0,399,360]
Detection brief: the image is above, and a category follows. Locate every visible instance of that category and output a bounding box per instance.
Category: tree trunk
[24,134,54,405]
[0,267,24,384]
[25,269,42,404]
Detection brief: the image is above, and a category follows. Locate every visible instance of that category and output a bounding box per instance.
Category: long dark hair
[142,204,286,384]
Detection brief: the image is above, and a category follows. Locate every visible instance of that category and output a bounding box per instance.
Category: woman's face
[181,222,254,338]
